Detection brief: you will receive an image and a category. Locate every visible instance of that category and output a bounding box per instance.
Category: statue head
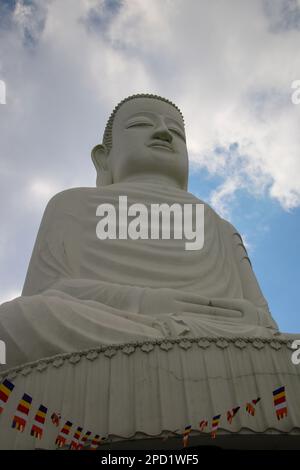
[91,94,189,190]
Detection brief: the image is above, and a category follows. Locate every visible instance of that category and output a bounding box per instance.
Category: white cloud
[1,0,300,293]
[13,1,35,29]
[13,0,49,46]
[27,179,61,209]
[209,177,242,218]
[1,0,299,216]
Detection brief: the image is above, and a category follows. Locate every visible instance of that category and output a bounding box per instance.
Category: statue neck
[115,174,186,190]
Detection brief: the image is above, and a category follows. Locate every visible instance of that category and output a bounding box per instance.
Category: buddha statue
[0,94,279,370]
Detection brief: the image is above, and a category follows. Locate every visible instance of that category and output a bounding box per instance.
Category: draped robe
[0,182,278,369]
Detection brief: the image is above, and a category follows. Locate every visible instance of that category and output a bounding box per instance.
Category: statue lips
[148,140,174,152]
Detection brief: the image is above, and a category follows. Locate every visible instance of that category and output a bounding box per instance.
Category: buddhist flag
[227,406,240,424]
[51,412,61,427]
[0,379,15,415]
[246,397,261,416]
[199,420,208,432]
[70,426,83,450]
[12,393,33,432]
[78,430,92,450]
[211,414,221,439]
[55,420,72,448]
[182,425,192,448]
[30,404,48,439]
[90,434,101,450]
[273,386,288,420]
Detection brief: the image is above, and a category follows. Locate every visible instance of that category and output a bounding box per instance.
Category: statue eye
[126,121,153,129]
[169,128,186,141]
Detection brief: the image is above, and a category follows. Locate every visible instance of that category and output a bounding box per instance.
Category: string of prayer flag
[0,379,290,448]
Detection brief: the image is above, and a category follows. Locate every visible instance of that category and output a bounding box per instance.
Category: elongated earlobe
[91,144,113,187]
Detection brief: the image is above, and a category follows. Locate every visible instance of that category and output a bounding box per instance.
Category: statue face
[108,98,189,189]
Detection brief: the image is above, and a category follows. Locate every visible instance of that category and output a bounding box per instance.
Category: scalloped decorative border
[0,335,294,380]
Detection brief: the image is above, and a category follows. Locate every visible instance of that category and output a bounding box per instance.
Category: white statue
[0,94,279,370]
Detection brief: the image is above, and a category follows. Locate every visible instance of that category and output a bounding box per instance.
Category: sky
[0,0,299,332]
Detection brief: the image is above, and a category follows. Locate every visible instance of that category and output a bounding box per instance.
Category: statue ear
[91,144,113,187]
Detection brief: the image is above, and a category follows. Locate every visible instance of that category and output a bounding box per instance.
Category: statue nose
[152,125,173,143]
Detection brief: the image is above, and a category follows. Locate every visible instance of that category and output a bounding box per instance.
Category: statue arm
[21,190,145,313]
[22,192,74,296]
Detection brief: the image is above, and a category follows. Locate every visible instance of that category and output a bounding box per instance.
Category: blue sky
[189,169,300,332]
[0,0,300,332]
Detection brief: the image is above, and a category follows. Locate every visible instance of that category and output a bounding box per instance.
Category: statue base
[0,335,299,450]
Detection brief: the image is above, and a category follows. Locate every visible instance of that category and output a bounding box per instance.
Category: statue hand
[140,288,225,316]
[140,288,209,316]
[208,298,258,322]
[174,293,250,318]
[141,289,259,322]
[210,299,279,327]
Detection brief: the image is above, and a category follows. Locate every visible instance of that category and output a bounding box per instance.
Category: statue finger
[176,293,210,305]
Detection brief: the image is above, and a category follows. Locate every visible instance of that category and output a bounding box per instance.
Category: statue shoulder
[220,218,250,261]
[220,218,249,249]
[43,187,98,216]
[220,217,242,238]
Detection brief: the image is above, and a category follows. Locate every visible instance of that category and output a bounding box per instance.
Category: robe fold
[0,182,278,369]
